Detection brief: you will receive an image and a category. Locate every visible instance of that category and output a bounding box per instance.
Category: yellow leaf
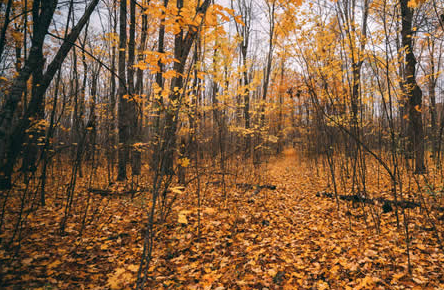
[204,207,216,214]
[179,157,190,168]
[317,280,329,290]
[47,260,62,269]
[107,268,134,290]
[171,186,185,194]
[163,69,178,79]
[355,276,375,290]
[178,214,188,224]
[268,135,279,143]
[392,272,405,281]
[134,62,148,70]
[22,257,34,265]
[407,0,420,8]
[330,264,340,274]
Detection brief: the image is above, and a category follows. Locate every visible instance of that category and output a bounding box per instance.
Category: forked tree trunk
[0,0,99,189]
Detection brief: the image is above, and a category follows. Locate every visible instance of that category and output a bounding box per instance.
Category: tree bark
[400,0,425,174]
[0,0,13,60]
[117,0,128,181]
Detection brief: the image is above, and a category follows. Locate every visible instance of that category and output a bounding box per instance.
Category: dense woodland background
[0,0,444,288]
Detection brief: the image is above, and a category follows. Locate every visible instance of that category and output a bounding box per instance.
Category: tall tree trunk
[133,0,149,176]
[400,0,425,173]
[260,0,275,128]
[426,37,439,158]
[107,3,118,182]
[429,70,437,156]
[127,0,141,176]
[151,0,169,171]
[277,57,285,154]
[242,47,251,157]
[117,0,128,181]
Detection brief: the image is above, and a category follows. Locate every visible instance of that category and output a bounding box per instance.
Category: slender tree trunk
[426,38,439,158]
[277,58,285,154]
[127,0,142,176]
[242,47,251,157]
[151,0,169,171]
[260,0,275,128]
[117,0,128,181]
[107,3,118,182]
[429,73,437,155]
[133,0,149,176]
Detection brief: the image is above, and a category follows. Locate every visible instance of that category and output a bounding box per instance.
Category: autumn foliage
[1,0,444,289]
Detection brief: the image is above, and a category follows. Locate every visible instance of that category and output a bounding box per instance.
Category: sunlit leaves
[407,0,427,8]
[107,267,136,289]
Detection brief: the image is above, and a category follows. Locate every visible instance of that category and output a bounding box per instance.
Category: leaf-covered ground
[1,149,443,289]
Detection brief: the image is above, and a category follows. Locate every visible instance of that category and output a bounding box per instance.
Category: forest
[0,0,444,288]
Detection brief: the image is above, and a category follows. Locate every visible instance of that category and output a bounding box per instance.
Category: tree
[0,0,100,189]
[400,0,426,173]
[232,0,254,157]
[117,0,128,181]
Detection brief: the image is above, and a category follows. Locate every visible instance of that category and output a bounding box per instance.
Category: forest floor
[1,149,444,289]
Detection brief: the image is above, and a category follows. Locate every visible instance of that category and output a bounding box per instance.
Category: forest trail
[111,150,443,289]
[2,0,444,288]
[1,150,443,289]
